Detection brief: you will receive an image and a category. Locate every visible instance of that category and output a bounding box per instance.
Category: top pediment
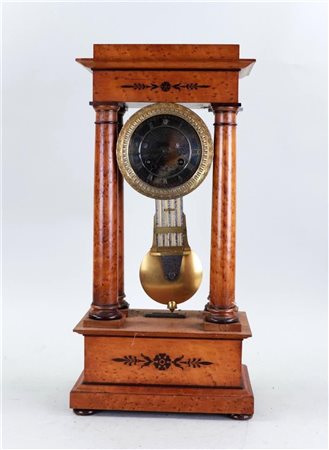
[77,44,255,78]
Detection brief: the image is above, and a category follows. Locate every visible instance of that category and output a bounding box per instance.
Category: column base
[204,301,239,324]
[88,303,123,321]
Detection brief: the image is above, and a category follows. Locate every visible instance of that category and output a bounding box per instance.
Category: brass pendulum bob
[139,198,202,311]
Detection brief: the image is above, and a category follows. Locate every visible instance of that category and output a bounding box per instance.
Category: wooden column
[206,104,239,323]
[89,103,123,320]
[118,106,129,310]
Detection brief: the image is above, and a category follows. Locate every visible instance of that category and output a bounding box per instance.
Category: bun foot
[229,413,253,420]
[73,409,96,416]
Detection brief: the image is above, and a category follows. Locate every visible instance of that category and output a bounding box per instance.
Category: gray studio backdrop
[3,2,328,449]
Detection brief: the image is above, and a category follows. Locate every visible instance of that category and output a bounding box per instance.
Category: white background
[2,1,328,449]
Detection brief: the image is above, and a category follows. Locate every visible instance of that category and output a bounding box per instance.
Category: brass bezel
[116,103,213,199]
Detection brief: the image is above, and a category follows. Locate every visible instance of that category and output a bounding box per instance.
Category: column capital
[89,101,125,112]
[209,103,241,114]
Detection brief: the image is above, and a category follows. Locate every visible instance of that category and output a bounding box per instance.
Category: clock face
[128,114,202,189]
[117,103,213,199]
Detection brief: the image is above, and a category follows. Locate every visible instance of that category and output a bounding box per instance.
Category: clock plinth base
[70,309,254,417]
[70,365,253,417]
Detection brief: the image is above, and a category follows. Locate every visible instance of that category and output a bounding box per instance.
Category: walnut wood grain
[89,104,122,320]
[206,105,239,323]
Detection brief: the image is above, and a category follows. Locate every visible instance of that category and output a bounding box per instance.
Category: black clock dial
[117,103,213,199]
[128,114,202,189]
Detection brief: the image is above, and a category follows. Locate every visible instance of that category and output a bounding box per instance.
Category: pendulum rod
[154,198,187,251]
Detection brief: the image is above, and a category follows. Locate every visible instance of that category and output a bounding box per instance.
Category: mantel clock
[70,44,256,419]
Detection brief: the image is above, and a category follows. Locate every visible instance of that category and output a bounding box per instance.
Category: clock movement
[70,44,256,419]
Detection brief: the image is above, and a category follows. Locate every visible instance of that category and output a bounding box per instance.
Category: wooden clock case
[70,44,256,419]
